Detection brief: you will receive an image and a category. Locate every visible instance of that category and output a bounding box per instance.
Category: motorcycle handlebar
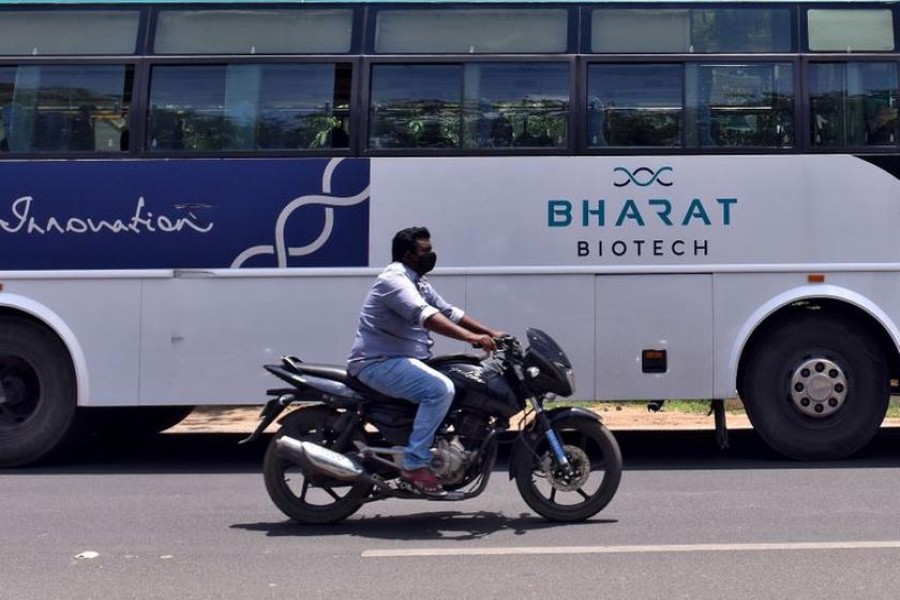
[471,334,521,361]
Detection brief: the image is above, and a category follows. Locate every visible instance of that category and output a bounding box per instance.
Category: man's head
[392,226,437,275]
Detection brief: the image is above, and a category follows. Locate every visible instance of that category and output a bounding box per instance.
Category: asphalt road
[4,428,900,600]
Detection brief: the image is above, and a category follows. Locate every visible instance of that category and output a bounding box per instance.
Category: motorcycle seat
[279,357,403,405]
[283,360,348,383]
[346,375,398,404]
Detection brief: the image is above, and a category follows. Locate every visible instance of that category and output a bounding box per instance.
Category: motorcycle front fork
[529,398,571,470]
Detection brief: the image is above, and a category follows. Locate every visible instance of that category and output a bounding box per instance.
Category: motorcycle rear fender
[266,365,363,402]
[298,374,364,401]
[507,406,602,480]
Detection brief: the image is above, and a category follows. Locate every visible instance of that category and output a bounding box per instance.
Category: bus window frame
[138,54,360,159]
[0,56,140,159]
[360,54,577,157]
[0,5,148,56]
[801,3,899,54]
[0,2,895,160]
[580,3,800,55]
[365,3,579,56]
[803,55,900,153]
[579,54,802,156]
[146,4,365,56]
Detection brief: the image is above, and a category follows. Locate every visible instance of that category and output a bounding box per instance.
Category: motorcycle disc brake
[540,445,591,492]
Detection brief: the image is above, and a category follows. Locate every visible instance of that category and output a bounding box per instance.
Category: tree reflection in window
[369,63,569,150]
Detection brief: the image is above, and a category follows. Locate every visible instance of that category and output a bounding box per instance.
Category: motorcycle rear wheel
[263,406,372,525]
[513,416,622,522]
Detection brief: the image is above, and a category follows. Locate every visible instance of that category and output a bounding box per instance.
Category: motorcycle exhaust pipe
[276,436,365,481]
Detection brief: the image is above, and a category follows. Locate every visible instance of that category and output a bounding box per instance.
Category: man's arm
[458,314,504,339]
[424,313,497,351]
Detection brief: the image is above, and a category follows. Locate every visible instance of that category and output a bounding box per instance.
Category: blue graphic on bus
[0,157,370,270]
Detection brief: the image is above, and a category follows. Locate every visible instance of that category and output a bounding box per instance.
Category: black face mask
[411,251,437,275]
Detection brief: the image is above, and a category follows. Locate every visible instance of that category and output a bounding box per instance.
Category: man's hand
[469,334,497,352]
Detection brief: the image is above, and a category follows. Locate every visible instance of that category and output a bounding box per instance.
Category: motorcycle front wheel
[513,415,622,522]
[263,405,372,525]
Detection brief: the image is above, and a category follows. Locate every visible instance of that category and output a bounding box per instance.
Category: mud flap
[238,394,293,444]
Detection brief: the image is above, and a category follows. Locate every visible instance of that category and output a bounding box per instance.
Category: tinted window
[465,63,569,149]
[369,64,462,149]
[808,10,894,52]
[155,9,353,54]
[147,64,352,152]
[587,64,683,147]
[369,63,569,150]
[0,10,140,55]
[686,63,794,148]
[810,62,898,147]
[591,8,793,53]
[375,9,568,53]
[0,65,132,153]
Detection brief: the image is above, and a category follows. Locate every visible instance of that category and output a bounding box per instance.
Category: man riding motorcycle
[347,226,503,495]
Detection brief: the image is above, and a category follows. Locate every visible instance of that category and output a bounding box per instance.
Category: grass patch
[543,398,746,414]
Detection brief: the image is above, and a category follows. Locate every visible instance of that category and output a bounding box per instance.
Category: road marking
[362,541,900,558]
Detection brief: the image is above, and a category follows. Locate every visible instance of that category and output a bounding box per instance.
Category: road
[4,428,900,599]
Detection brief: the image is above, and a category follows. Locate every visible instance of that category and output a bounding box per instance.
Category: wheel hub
[541,445,591,492]
[790,358,847,418]
[0,356,40,428]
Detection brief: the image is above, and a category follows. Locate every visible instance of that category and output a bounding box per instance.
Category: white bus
[0,0,898,466]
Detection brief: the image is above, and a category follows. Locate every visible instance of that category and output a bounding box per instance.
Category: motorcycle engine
[430,438,472,486]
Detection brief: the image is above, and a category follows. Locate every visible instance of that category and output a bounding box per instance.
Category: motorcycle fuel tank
[436,361,520,418]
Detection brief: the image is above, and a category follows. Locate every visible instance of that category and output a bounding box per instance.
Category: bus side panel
[458,273,596,399]
[138,273,408,405]
[595,274,713,400]
[1,277,141,406]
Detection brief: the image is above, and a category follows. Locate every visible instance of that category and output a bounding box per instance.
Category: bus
[0,0,898,466]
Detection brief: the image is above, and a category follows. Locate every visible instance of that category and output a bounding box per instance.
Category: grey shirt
[347,262,464,376]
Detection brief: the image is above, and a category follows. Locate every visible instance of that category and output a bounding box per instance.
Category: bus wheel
[0,318,76,467]
[741,314,888,460]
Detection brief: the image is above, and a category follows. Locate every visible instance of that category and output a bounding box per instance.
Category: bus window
[146,63,352,152]
[810,63,898,147]
[465,63,568,150]
[369,64,462,149]
[0,10,140,56]
[374,8,568,54]
[590,7,793,53]
[0,65,132,153]
[686,63,794,148]
[586,64,682,148]
[808,9,895,52]
[154,9,354,54]
[369,63,569,150]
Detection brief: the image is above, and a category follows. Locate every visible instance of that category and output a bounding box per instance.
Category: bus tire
[741,314,889,460]
[0,317,77,467]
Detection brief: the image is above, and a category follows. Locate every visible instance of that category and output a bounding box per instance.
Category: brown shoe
[400,467,446,496]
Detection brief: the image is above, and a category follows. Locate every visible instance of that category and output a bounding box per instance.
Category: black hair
[391,226,431,262]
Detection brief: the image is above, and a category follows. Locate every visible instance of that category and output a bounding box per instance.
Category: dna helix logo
[231,157,369,268]
[613,166,674,188]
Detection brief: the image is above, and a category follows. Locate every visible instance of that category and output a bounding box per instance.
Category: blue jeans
[357,358,455,470]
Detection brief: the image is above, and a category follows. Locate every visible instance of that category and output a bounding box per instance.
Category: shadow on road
[231,509,617,542]
[7,426,900,474]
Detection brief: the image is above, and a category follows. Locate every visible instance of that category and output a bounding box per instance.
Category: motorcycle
[242,328,622,524]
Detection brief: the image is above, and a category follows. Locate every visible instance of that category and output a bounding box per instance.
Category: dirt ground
[168,402,754,434]
[169,400,900,434]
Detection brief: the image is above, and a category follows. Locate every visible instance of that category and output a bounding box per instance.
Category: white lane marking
[362,541,900,558]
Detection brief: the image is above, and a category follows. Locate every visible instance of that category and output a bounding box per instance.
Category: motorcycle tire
[263,405,372,525]
[513,415,622,522]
